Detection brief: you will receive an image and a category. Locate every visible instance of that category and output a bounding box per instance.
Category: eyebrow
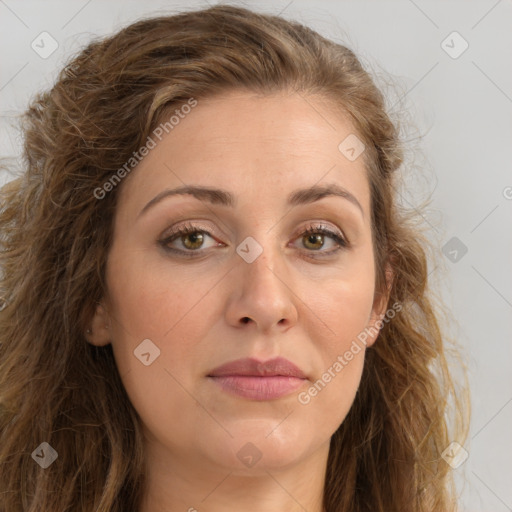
[137,183,364,219]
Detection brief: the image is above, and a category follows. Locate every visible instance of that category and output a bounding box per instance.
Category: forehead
[118,90,370,219]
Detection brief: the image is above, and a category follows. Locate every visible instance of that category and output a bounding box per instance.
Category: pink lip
[207,357,307,401]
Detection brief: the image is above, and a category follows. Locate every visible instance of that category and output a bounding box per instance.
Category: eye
[158,221,348,259]
[292,224,348,257]
[158,222,222,257]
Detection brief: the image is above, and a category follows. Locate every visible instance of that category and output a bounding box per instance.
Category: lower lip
[208,375,306,400]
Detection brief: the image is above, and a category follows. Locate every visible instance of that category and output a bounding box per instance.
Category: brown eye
[295,225,348,257]
[180,231,205,250]
[303,232,325,250]
[303,233,324,250]
[159,223,221,257]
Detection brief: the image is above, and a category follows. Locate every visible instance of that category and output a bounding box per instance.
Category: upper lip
[208,357,307,378]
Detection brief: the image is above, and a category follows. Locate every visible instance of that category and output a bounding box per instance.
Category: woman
[0,4,468,511]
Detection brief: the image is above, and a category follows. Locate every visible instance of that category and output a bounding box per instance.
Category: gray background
[1,1,511,510]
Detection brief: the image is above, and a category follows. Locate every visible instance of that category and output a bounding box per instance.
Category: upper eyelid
[161,219,345,237]
[155,203,358,237]
[160,222,348,247]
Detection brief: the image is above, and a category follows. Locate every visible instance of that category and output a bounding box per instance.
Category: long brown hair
[0,4,468,511]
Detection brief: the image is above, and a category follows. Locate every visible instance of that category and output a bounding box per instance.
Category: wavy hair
[0,4,468,511]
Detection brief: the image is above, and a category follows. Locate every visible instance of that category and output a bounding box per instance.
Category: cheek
[294,285,371,435]
[106,247,214,340]
[103,251,221,450]
[104,247,223,386]
[305,266,376,351]
[296,265,375,417]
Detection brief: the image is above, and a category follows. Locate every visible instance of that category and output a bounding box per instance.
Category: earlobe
[84,302,112,346]
[366,263,394,348]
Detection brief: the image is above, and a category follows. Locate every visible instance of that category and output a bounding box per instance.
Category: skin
[87,90,391,512]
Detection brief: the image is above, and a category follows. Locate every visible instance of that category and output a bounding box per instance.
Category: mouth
[208,375,306,400]
[207,357,308,401]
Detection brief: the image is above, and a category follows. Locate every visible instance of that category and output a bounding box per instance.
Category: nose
[224,240,298,335]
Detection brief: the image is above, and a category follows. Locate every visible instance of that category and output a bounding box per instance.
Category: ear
[366,263,394,348]
[84,301,112,347]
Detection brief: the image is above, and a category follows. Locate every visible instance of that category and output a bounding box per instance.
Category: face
[88,90,389,476]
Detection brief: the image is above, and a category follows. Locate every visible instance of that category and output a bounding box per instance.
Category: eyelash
[158,222,349,259]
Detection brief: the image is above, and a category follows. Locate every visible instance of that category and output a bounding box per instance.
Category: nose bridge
[237,231,284,295]
[227,227,297,331]
[234,206,279,266]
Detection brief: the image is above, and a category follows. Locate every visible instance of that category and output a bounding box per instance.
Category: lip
[207,357,308,401]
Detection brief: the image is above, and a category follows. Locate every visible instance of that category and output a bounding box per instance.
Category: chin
[199,419,317,474]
